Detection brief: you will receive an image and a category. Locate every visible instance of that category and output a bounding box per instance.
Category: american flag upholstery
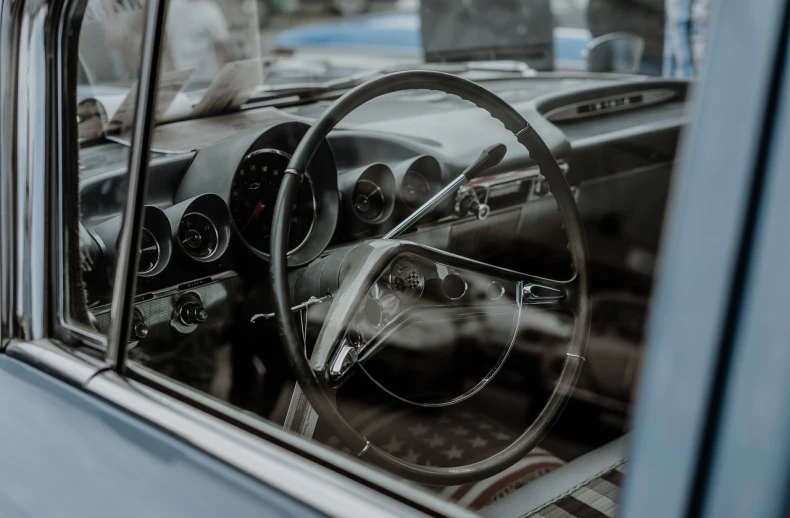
[331,405,566,511]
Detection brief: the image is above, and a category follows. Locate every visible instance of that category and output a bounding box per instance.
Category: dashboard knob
[132,320,149,340]
[456,189,488,220]
[178,301,208,326]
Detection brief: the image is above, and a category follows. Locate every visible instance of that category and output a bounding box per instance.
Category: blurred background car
[271,1,593,71]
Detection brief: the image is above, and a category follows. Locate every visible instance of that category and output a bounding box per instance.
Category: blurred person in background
[82,0,143,82]
[164,0,236,84]
[586,0,665,75]
[664,0,713,77]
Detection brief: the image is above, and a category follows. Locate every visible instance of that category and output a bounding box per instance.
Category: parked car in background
[264,0,393,19]
[272,9,592,70]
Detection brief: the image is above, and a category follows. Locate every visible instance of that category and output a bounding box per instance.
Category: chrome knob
[178,301,208,326]
[132,320,149,340]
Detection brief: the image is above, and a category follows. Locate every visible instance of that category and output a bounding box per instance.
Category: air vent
[544,89,677,122]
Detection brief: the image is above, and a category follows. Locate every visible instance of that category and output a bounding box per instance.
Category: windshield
[77,0,683,139]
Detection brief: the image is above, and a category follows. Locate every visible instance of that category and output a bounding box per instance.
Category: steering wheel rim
[270,70,590,486]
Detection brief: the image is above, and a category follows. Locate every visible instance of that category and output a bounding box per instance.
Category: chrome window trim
[54,0,109,352]
[0,0,50,342]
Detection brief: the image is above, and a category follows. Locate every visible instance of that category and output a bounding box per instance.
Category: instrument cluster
[339,154,445,239]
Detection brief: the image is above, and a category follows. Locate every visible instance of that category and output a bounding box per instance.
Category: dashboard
[78,76,689,378]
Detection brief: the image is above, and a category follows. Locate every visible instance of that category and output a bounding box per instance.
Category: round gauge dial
[353,179,386,222]
[178,212,219,260]
[138,228,160,275]
[230,149,315,255]
[402,171,432,209]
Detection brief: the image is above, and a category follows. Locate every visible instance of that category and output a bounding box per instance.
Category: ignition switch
[456,188,490,220]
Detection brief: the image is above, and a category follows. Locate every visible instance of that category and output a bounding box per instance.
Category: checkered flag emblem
[391,258,424,302]
[406,271,420,289]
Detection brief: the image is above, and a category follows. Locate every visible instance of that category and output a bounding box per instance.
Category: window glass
[72,0,713,514]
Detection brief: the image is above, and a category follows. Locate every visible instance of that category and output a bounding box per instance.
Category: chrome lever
[384,143,506,239]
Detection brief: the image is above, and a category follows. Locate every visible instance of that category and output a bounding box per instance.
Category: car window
[68,0,714,514]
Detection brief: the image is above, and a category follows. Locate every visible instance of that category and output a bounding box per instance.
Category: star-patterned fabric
[329,406,565,510]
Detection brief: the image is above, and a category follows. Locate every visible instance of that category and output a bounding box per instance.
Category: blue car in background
[272,11,592,70]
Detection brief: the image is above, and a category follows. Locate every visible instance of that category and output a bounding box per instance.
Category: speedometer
[230,149,316,255]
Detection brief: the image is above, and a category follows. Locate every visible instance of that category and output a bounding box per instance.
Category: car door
[622,0,790,516]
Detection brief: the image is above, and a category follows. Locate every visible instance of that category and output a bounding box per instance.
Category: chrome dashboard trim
[544,88,678,122]
[90,270,239,316]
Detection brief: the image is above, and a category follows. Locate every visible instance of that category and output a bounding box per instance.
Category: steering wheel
[270,71,590,486]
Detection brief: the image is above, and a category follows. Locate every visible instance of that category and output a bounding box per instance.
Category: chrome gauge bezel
[137,206,173,278]
[228,132,339,268]
[231,147,318,259]
[401,170,432,210]
[137,228,160,276]
[178,212,222,262]
[351,163,396,224]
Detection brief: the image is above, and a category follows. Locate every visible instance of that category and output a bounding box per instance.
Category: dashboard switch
[130,308,148,345]
[172,292,208,332]
[132,320,149,340]
[456,189,489,220]
[179,302,208,326]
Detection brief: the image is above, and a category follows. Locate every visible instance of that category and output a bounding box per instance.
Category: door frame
[622,1,790,517]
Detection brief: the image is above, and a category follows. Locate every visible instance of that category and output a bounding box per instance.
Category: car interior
[72,3,688,516]
[76,69,684,515]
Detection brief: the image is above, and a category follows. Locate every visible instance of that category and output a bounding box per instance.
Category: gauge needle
[241,201,265,233]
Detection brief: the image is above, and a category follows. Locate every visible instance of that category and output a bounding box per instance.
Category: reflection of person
[82,0,143,82]
[586,0,665,75]
[664,0,713,77]
[164,0,236,84]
